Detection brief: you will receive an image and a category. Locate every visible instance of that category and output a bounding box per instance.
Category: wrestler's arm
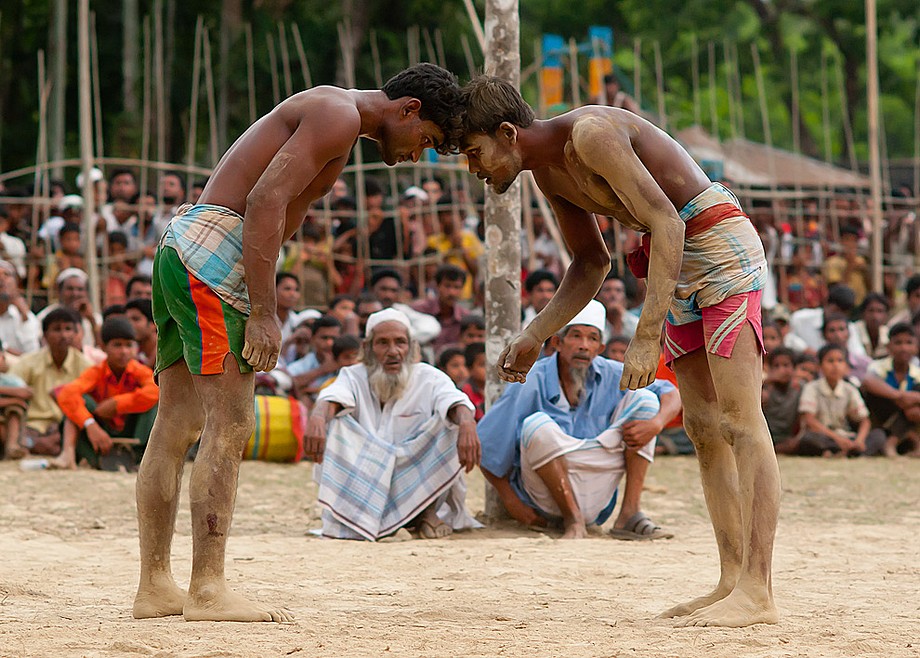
[572,120,685,390]
[242,103,359,371]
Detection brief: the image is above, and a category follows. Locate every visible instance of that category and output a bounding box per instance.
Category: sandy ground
[1,456,919,658]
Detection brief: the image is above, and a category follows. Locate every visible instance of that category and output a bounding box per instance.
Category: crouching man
[478,301,681,539]
[306,308,481,540]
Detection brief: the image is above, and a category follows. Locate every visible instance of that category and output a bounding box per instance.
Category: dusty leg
[48,420,79,470]
[3,414,27,459]
[660,348,743,619]
[679,325,780,627]
[535,456,586,539]
[182,355,292,622]
[133,362,204,618]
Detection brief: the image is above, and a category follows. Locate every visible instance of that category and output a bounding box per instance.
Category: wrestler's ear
[498,121,518,145]
[401,98,422,118]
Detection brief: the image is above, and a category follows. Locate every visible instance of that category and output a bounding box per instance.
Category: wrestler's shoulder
[568,109,634,152]
[276,87,360,122]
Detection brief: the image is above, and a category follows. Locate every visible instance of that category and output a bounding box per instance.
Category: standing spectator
[370,269,440,346]
[522,269,558,327]
[275,273,309,341]
[853,293,890,359]
[521,211,562,276]
[125,275,153,301]
[398,186,430,259]
[789,284,866,358]
[762,347,801,454]
[412,264,469,351]
[189,179,208,205]
[355,294,383,337]
[595,273,638,342]
[364,177,398,267]
[148,171,186,242]
[823,226,870,306]
[860,323,920,457]
[0,260,41,355]
[125,298,157,370]
[770,304,809,353]
[596,73,642,115]
[888,274,920,328]
[101,168,141,249]
[0,202,27,279]
[783,245,824,312]
[422,177,444,203]
[426,196,483,301]
[37,269,101,347]
[797,344,885,457]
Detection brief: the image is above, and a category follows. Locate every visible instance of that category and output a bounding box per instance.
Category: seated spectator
[328,294,359,335]
[437,347,468,387]
[823,226,870,305]
[604,335,629,362]
[10,309,93,455]
[822,313,872,383]
[522,269,558,327]
[55,222,86,275]
[596,273,638,342]
[125,298,157,370]
[0,343,31,459]
[794,352,818,386]
[317,335,362,393]
[853,293,890,359]
[286,315,342,401]
[458,314,485,347]
[307,309,481,540]
[860,323,920,457]
[412,264,470,351]
[53,317,158,469]
[276,272,320,341]
[789,284,866,358]
[0,200,27,279]
[370,269,440,346]
[477,301,680,540]
[797,344,886,457]
[770,304,809,353]
[355,293,383,337]
[0,259,41,355]
[125,274,153,301]
[762,348,801,454]
[37,268,101,347]
[105,231,134,306]
[460,342,486,421]
[426,196,484,301]
[889,274,920,327]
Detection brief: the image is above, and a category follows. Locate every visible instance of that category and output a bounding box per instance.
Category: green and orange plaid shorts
[151,245,252,377]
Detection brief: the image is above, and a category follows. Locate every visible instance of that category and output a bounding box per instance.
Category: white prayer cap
[75,167,104,189]
[56,267,89,287]
[0,260,16,278]
[365,308,412,337]
[58,194,84,211]
[402,186,429,202]
[565,299,606,334]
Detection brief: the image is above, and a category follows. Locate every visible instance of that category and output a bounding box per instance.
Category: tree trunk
[49,0,67,178]
[482,0,521,521]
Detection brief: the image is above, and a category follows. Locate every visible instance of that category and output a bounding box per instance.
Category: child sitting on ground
[460,342,486,421]
[317,335,361,394]
[794,352,818,386]
[52,317,158,469]
[761,347,801,454]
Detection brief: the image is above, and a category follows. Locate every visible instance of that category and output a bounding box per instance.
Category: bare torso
[197,86,359,241]
[531,107,712,233]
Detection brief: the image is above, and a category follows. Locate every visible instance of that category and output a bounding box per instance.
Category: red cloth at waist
[625,203,750,279]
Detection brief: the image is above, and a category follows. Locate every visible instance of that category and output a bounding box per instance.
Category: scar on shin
[206,513,224,537]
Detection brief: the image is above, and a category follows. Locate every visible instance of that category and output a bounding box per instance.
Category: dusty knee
[203,408,255,443]
[719,415,748,447]
[682,410,720,447]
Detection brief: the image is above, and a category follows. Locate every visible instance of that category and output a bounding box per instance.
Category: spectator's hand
[87,423,113,455]
[896,390,920,409]
[320,357,340,375]
[622,418,663,450]
[242,312,282,372]
[620,336,661,390]
[77,298,95,321]
[12,386,33,400]
[305,415,327,463]
[503,495,547,528]
[12,294,31,319]
[94,398,118,420]
[497,330,543,384]
[456,420,481,473]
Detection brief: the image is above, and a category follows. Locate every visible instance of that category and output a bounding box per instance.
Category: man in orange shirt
[52,317,159,469]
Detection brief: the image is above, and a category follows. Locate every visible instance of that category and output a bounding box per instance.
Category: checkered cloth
[317,414,463,541]
[159,203,250,314]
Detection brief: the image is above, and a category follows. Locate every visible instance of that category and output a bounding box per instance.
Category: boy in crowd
[0,342,31,459]
[794,352,818,386]
[125,298,157,370]
[437,347,469,387]
[287,315,343,401]
[821,313,872,383]
[860,323,920,456]
[52,317,159,469]
[316,335,362,392]
[761,347,801,454]
[461,342,486,421]
[604,335,629,362]
[458,314,485,347]
[797,344,885,457]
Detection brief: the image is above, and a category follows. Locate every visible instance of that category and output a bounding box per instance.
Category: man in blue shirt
[478,301,681,539]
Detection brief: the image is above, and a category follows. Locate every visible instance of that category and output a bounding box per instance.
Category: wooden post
[266,32,280,106]
[202,29,220,166]
[691,35,701,126]
[866,0,884,293]
[122,0,140,116]
[730,42,745,139]
[78,0,100,313]
[291,23,313,89]
[483,0,521,519]
[245,23,257,122]
[568,38,580,107]
[633,38,642,109]
[834,55,859,172]
[90,12,104,161]
[30,50,51,307]
[819,50,832,163]
[708,41,719,139]
[462,0,486,52]
[790,48,801,154]
[461,34,478,79]
[722,40,736,139]
[653,41,667,129]
[278,22,293,99]
[913,68,920,206]
[140,17,152,209]
[49,0,67,179]
[154,0,166,188]
[186,16,203,174]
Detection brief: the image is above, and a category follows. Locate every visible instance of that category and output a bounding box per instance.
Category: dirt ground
[1,455,918,658]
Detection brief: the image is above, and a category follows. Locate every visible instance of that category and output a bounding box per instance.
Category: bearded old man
[305,309,481,540]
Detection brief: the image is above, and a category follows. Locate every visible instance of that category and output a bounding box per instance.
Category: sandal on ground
[609,512,674,541]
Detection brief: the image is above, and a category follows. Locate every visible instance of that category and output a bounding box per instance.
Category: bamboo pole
[730,42,745,139]
[568,38,580,107]
[266,32,280,106]
[535,39,546,118]
[653,40,667,129]
[291,23,312,89]
[913,67,920,203]
[833,54,859,172]
[866,0,884,293]
[186,16,203,174]
[819,50,832,163]
[154,0,166,189]
[790,48,801,154]
[722,40,737,138]
[751,44,781,228]
[49,0,67,179]
[691,35,701,126]
[140,17,152,210]
[244,23,257,122]
[78,0,100,313]
[278,22,293,99]
[408,26,421,66]
[434,29,448,69]
[461,34,477,80]
[90,12,104,163]
[462,0,486,53]
[202,28,220,166]
[30,50,51,307]
[708,41,718,139]
[633,38,642,111]
[422,28,437,64]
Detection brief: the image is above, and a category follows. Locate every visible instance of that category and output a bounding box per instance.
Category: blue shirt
[478,354,675,485]
[286,352,336,389]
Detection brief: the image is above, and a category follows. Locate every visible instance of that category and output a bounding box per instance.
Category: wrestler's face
[379,99,445,166]
[370,322,410,374]
[462,125,523,195]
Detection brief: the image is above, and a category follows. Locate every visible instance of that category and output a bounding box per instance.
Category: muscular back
[197,87,361,239]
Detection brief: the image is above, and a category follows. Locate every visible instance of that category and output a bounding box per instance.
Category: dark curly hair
[382,63,464,155]
[461,75,535,135]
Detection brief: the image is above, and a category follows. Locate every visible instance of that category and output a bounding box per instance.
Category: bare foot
[561,520,587,539]
[133,575,187,618]
[184,584,294,623]
[48,454,77,470]
[3,442,28,460]
[418,518,452,539]
[675,588,778,628]
[659,586,732,618]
